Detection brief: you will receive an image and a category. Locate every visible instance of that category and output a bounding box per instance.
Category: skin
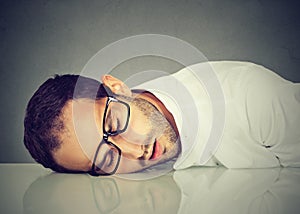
[53,75,181,174]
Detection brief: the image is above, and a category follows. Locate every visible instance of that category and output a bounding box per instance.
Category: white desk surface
[1,164,300,214]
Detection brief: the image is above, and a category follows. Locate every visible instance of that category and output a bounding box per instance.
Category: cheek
[128,111,152,136]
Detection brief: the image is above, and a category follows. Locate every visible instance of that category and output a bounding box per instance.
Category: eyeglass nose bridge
[103,130,123,142]
[103,133,109,141]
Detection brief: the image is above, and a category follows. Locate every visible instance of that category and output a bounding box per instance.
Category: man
[24,61,300,175]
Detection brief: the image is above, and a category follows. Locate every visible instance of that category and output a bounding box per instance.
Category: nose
[108,134,145,159]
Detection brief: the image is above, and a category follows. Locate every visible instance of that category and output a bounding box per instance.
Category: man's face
[53,75,181,174]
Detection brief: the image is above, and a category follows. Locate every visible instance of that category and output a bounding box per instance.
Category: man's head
[24,74,181,175]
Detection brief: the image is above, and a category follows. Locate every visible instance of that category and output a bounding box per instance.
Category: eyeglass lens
[104,100,129,134]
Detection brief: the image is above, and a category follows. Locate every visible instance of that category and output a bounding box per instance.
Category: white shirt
[134,61,300,169]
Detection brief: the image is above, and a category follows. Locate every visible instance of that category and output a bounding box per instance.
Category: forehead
[53,99,105,171]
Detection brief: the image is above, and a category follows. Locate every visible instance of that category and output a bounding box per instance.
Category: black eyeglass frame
[89,95,130,176]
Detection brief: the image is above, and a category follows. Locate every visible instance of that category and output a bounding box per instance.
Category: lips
[150,140,162,160]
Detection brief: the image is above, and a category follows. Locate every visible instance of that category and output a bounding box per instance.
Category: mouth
[149,139,163,160]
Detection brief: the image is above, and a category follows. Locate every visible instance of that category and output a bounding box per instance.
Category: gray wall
[1,0,299,163]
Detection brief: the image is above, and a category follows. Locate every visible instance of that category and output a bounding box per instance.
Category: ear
[101,75,132,96]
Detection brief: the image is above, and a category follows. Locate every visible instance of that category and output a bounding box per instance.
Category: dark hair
[24,74,107,173]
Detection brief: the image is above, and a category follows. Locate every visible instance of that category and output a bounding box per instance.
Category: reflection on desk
[22,166,300,214]
[23,172,180,214]
[173,167,300,214]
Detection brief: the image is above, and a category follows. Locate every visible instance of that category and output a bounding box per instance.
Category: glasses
[89,93,130,176]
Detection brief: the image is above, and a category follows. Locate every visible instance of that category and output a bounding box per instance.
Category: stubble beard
[121,95,180,168]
